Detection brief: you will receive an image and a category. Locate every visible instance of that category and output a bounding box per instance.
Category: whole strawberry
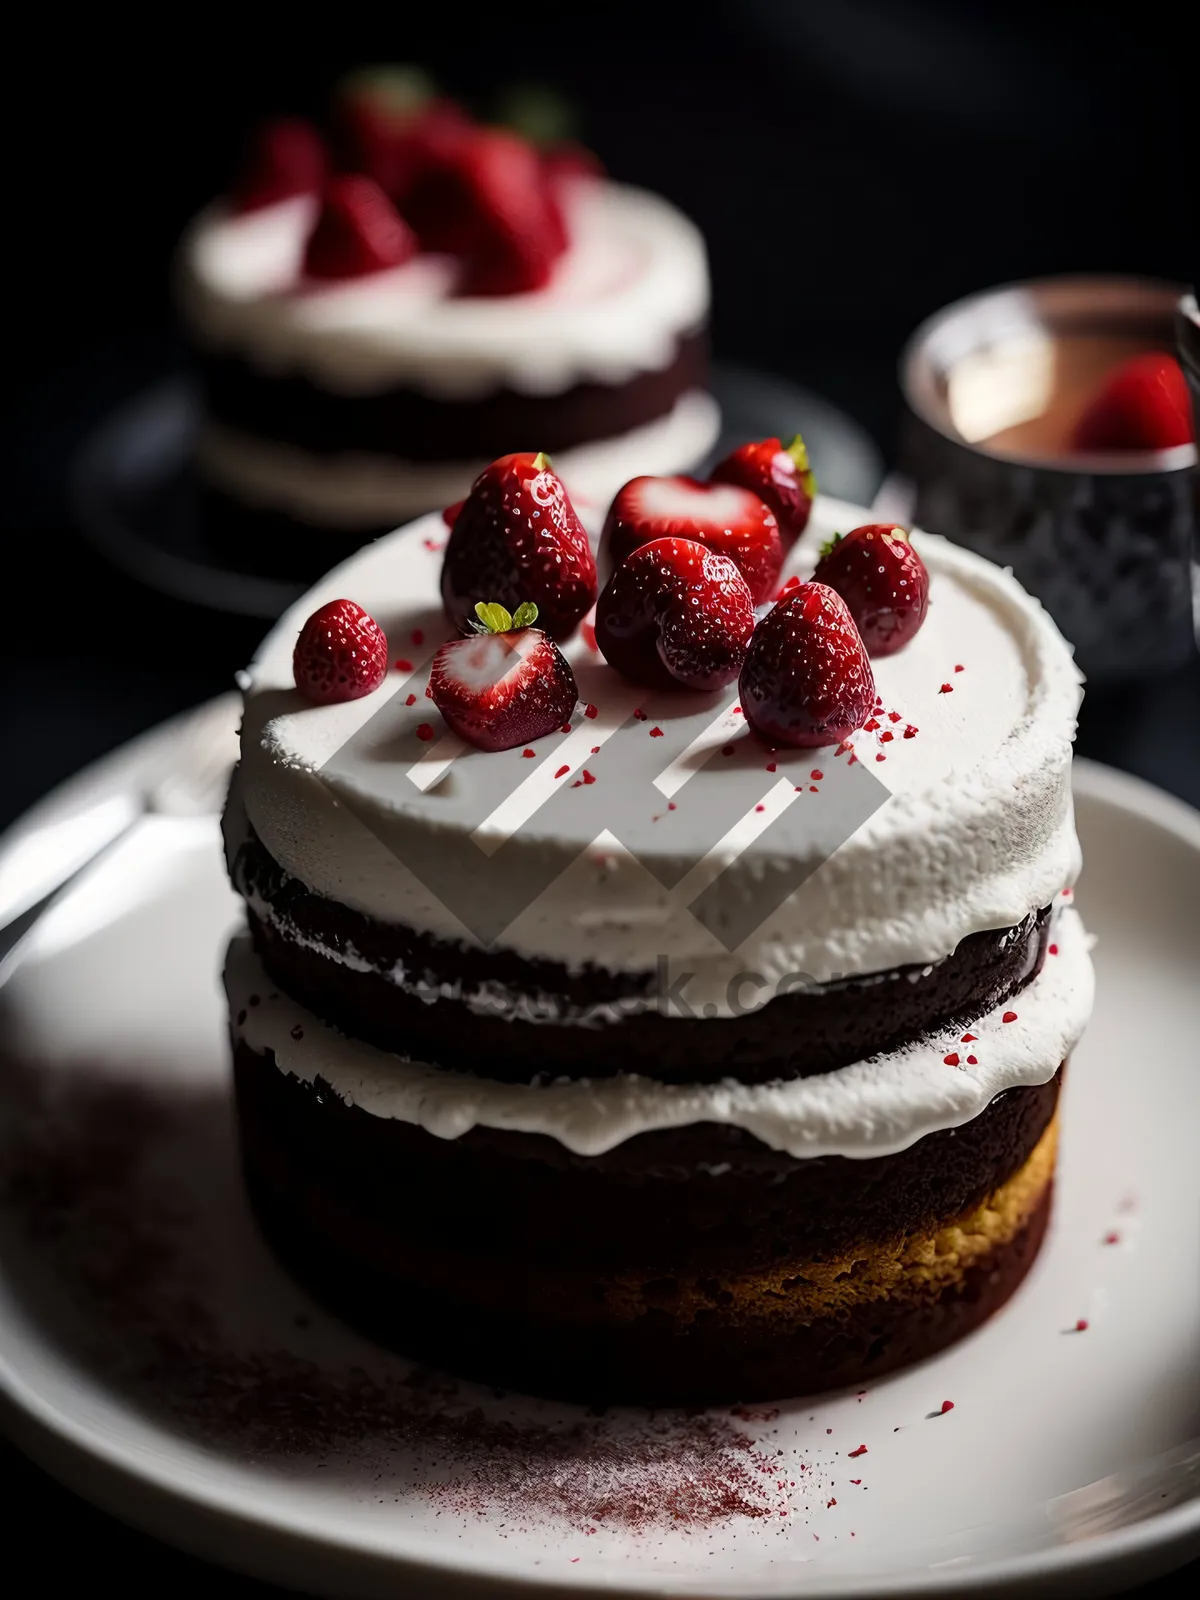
[710,435,816,547]
[293,599,388,704]
[454,129,567,296]
[813,524,929,655]
[303,176,417,281]
[739,584,875,748]
[333,66,469,204]
[1071,352,1194,452]
[429,600,578,752]
[601,475,784,603]
[595,537,755,692]
[441,452,597,641]
[231,118,328,213]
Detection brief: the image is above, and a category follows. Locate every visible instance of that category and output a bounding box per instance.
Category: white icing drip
[195,391,720,527]
[225,907,1093,1160]
[177,182,710,400]
[233,496,1085,1010]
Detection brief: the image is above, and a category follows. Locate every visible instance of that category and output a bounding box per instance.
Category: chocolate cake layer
[233,1039,1060,1272]
[232,830,1051,1086]
[235,1036,1057,1403]
[198,331,706,461]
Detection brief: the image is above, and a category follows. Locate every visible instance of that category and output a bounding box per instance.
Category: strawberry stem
[531,451,551,471]
[785,433,817,499]
[472,599,540,634]
[819,533,843,560]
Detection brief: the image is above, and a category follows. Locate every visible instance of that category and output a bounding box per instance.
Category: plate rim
[0,726,1197,1599]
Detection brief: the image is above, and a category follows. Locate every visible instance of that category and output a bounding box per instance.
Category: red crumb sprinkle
[1073,1319,1090,1332]
[939,683,953,694]
[584,704,598,719]
[522,749,536,758]
[827,1498,837,1508]
[848,1445,868,1458]
[394,658,413,672]
[904,725,919,739]
[650,726,664,738]
[405,693,417,706]
[811,769,824,781]
[590,745,600,754]
[939,1400,955,1415]
[411,628,424,645]
[766,762,777,772]
[755,804,765,813]
[582,770,596,785]
[733,704,743,715]
[875,753,886,762]
[1062,886,1073,897]
[290,1025,304,1041]
[1103,1230,1121,1245]
[668,802,677,811]
[1002,1011,1018,1023]
[422,537,443,552]
[809,784,818,792]
[850,1479,862,1485]
[581,621,597,652]
[954,664,964,672]
[864,718,880,732]
[966,1055,978,1065]
[888,710,902,722]
[554,765,570,779]
[633,708,647,721]
[416,723,435,741]
[880,730,894,742]
[1049,943,1059,955]
[944,1053,960,1067]
[961,1032,977,1043]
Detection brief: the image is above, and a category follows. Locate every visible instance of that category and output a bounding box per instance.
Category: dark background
[1,2,1197,1591]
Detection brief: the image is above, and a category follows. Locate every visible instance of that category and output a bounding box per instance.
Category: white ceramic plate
[0,704,1197,1600]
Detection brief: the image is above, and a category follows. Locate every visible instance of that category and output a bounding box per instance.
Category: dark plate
[71,368,884,621]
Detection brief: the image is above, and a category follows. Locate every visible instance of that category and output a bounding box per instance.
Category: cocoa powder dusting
[0,1059,787,1534]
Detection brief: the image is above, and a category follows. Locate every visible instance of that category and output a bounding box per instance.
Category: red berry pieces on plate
[739,583,876,748]
[601,475,784,604]
[455,130,567,296]
[303,176,417,281]
[813,524,930,656]
[293,599,388,704]
[1070,352,1194,452]
[441,452,597,641]
[429,601,578,752]
[710,435,816,547]
[231,118,328,213]
[595,537,755,692]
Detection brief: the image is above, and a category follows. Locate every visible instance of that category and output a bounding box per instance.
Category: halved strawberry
[441,452,597,640]
[428,600,578,751]
[601,475,784,604]
[1070,351,1193,452]
[595,537,755,691]
[812,524,929,655]
[709,435,816,547]
[739,583,875,747]
[454,129,567,296]
[232,118,328,213]
[303,176,417,281]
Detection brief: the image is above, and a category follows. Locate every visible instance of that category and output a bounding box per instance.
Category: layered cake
[177,72,716,576]
[223,446,1092,1403]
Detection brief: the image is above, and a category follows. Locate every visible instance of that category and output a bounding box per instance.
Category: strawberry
[440,452,597,640]
[303,176,417,281]
[709,435,816,547]
[812,524,929,655]
[293,599,388,704]
[1070,351,1194,452]
[543,140,605,184]
[595,537,755,691]
[739,583,876,748]
[454,130,566,296]
[231,118,328,213]
[333,66,469,202]
[601,475,784,604]
[429,600,578,752]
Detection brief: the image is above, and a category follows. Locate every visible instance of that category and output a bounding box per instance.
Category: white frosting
[177,181,710,400]
[225,906,1092,1160]
[196,391,720,528]
[233,496,1084,1015]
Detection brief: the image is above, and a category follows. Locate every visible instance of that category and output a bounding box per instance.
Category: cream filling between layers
[196,391,720,527]
[225,907,1092,1160]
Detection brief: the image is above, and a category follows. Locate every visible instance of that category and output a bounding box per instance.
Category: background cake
[176,70,716,576]
[221,473,1092,1404]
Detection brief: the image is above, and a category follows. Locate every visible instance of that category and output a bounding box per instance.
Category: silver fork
[0,695,239,986]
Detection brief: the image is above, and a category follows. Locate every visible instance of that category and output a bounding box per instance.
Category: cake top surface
[178,182,708,399]
[233,495,1083,1005]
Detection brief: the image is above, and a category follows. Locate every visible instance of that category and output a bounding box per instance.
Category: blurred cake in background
[176,68,717,575]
